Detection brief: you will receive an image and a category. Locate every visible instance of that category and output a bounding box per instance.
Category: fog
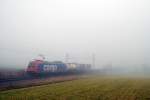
[0,0,150,69]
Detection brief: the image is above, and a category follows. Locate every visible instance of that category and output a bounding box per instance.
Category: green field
[1,75,150,100]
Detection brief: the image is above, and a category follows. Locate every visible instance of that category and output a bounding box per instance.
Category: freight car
[26,59,91,75]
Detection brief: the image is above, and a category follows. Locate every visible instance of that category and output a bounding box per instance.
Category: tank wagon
[26,60,91,75]
[66,63,91,72]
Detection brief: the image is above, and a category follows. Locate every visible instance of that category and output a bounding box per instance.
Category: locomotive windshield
[28,62,34,68]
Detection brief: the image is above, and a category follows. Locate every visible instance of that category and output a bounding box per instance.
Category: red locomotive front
[26,60,43,74]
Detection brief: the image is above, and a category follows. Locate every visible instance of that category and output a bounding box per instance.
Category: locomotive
[26,59,91,75]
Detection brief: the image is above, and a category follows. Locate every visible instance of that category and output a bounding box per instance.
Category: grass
[0,75,150,100]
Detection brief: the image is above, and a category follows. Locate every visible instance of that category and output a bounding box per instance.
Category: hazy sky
[0,0,150,68]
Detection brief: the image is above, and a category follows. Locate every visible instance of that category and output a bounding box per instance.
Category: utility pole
[92,53,95,68]
[65,53,69,63]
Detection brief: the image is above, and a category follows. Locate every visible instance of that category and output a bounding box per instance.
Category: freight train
[26,59,91,75]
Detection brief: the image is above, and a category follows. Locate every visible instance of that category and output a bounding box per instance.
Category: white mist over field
[0,0,150,70]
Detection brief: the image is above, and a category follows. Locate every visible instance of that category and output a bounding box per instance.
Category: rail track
[0,72,87,91]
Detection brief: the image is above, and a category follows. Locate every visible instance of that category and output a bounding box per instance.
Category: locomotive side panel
[42,64,57,72]
[56,64,67,72]
[39,63,67,73]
